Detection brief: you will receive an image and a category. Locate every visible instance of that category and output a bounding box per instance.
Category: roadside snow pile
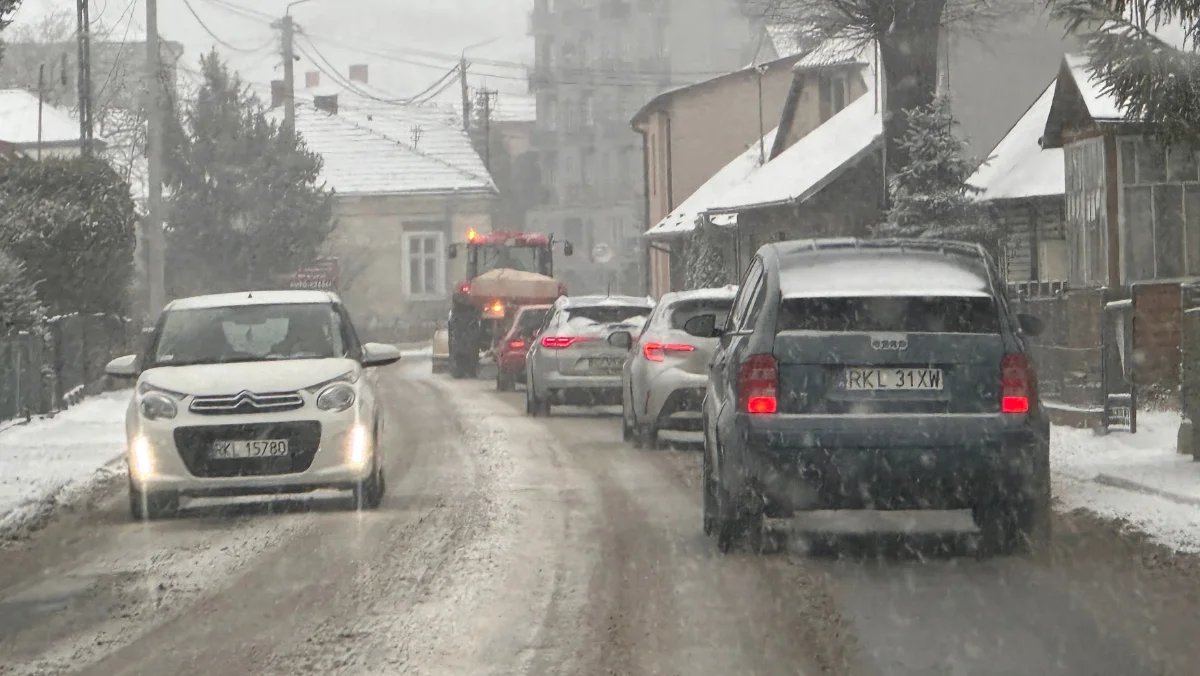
[0,390,130,536]
[1052,410,1200,552]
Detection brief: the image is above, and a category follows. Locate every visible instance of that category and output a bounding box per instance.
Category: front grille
[173,421,322,477]
[189,391,305,415]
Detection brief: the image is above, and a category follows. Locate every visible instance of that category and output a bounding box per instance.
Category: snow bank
[1052,410,1200,552]
[0,391,130,535]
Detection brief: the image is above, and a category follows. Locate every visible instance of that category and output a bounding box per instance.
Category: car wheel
[974,496,1038,556]
[702,441,716,536]
[353,468,385,510]
[526,384,550,416]
[712,472,762,554]
[129,484,179,521]
[497,372,515,392]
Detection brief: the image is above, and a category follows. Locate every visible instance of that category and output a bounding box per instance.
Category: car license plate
[209,439,289,459]
[841,367,943,390]
[590,357,624,370]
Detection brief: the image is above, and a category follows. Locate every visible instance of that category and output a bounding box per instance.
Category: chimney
[314,94,338,115]
[270,80,285,108]
[348,64,368,84]
[305,71,320,88]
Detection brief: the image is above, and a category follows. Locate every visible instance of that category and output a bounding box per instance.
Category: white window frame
[403,231,445,298]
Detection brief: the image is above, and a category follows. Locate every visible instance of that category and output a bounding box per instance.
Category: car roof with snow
[554,294,655,309]
[767,238,994,299]
[165,290,342,311]
[658,285,739,305]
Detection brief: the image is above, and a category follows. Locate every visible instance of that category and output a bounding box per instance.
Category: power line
[293,40,411,105]
[94,0,138,103]
[181,0,274,53]
[198,0,275,23]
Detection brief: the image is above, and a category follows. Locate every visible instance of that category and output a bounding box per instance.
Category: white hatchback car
[105,290,401,520]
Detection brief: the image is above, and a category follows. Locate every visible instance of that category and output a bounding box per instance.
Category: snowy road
[2,356,1200,675]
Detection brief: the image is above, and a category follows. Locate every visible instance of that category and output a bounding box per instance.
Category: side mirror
[105,354,139,378]
[362,342,402,367]
[608,330,633,350]
[683,314,720,339]
[563,241,574,256]
[1017,313,1044,337]
[447,244,458,260]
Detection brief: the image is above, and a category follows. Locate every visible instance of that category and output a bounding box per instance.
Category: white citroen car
[105,290,401,520]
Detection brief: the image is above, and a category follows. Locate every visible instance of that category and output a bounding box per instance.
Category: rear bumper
[534,370,622,405]
[497,353,527,376]
[728,414,1048,512]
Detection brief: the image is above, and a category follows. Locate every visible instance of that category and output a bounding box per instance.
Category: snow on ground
[0,390,130,535]
[1052,410,1200,552]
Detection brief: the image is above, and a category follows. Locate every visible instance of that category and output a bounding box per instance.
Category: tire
[632,423,658,449]
[622,415,634,442]
[702,442,717,536]
[353,469,385,510]
[129,485,179,521]
[975,496,1040,555]
[526,384,550,417]
[497,372,515,392]
[709,447,762,554]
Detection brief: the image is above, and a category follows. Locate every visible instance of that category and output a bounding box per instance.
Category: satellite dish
[591,242,613,264]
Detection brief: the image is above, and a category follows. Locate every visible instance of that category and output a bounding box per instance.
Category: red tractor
[441,229,572,378]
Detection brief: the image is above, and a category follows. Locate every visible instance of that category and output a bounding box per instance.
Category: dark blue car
[685,239,1052,555]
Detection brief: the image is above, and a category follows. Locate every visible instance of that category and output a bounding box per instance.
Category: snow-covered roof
[644,128,778,240]
[766,24,811,59]
[970,81,1063,201]
[1063,53,1125,122]
[793,35,872,71]
[705,90,881,215]
[555,294,656,309]
[0,88,83,146]
[270,96,495,197]
[167,290,341,311]
[660,285,739,303]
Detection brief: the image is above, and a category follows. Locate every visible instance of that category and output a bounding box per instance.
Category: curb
[1093,473,1200,509]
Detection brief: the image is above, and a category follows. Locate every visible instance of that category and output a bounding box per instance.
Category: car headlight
[140,391,178,420]
[316,383,356,412]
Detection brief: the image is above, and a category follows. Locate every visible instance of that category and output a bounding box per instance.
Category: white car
[611,286,737,448]
[105,290,402,520]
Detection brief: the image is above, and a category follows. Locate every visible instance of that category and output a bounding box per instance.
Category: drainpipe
[665,111,675,212]
[635,126,652,296]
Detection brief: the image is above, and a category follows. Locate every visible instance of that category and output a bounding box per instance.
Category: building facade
[524,0,763,295]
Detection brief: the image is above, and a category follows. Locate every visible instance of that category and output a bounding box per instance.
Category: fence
[0,313,138,423]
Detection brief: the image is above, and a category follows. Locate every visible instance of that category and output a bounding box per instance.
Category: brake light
[540,335,596,349]
[458,282,470,294]
[738,354,777,414]
[508,339,526,350]
[642,342,695,362]
[1000,353,1034,414]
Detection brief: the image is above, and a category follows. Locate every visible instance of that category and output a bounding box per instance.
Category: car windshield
[477,244,540,274]
[515,309,550,333]
[777,295,1000,333]
[148,303,347,367]
[564,305,650,327]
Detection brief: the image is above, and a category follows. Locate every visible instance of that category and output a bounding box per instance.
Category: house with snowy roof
[968,81,1068,283]
[630,49,807,296]
[0,88,105,157]
[267,84,497,341]
[1043,52,1200,289]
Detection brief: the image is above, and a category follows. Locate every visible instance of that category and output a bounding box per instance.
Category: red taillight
[508,339,526,350]
[642,342,695,362]
[540,335,596,349]
[458,282,470,294]
[738,354,778,414]
[1000,353,1034,414]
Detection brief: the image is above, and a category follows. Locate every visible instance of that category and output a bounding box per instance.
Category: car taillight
[738,354,777,414]
[540,335,595,349]
[642,342,695,362]
[508,339,527,350]
[1000,353,1034,413]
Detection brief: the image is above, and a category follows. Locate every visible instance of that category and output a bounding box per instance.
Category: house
[695,39,883,279]
[968,81,1068,282]
[631,51,806,297]
[268,85,498,342]
[1043,52,1200,288]
[0,89,104,157]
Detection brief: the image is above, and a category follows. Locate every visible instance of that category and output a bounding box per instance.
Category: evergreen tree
[684,220,733,289]
[0,156,137,315]
[0,249,45,334]
[1052,0,1200,147]
[875,97,991,244]
[164,51,334,297]
[0,0,20,65]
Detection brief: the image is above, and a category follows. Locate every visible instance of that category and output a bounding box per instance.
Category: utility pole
[480,88,497,171]
[460,55,470,132]
[75,0,93,154]
[281,15,296,130]
[37,65,44,160]
[145,0,166,317]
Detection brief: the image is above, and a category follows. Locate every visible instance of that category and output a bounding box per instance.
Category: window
[1119,137,1200,281]
[1065,137,1107,285]
[727,258,764,331]
[776,297,1000,334]
[818,74,846,122]
[404,232,444,297]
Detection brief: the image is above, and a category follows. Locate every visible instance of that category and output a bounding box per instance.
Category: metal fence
[0,313,137,423]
